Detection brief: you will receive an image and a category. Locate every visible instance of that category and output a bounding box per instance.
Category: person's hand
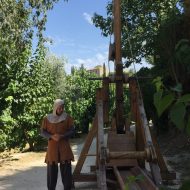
[51,134,61,142]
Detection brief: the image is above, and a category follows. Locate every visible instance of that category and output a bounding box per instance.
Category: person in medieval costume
[41,99,75,190]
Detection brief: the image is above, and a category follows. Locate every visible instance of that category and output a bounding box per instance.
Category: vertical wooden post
[103,77,109,124]
[129,78,145,167]
[129,78,137,122]
[73,115,97,180]
[96,88,102,168]
[114,0,121,63]
[114,0,124,133]
[97,100,107,190]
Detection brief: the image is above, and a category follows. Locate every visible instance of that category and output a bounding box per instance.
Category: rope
[124,13,143,101]
[124,1,154,148]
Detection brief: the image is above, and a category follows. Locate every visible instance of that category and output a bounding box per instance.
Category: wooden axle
[106,147,157,162]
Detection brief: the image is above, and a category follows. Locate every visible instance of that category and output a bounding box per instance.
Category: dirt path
[0,137,98,190]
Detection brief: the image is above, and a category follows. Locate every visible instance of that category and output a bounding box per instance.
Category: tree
[0,0,63,150]
[92,0,180,66]
[63,67,100,133]
[45,54,67,98]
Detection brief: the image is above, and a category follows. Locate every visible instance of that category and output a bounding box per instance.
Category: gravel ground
[0,136,98,190]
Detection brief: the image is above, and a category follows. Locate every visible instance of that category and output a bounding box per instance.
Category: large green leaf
[154,91,175,117]
[170,83,182,93]
[153,90,163,113]
[170,102,186,130]
[176,94,190,104]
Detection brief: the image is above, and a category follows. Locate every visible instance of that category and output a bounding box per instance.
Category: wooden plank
[129,78,146,169]
[111,117,116,131]
[150,129,176,181]
[108,138,135,145]
[107,129,137,167]
[73,115,97,176]
[149,163,163,187]
[114,0,125,133]
[107,134,136,151]
[129,78,162,186]
[97,100,107,190]
[129,78,138,121]
[96,128,98,169]
[107,135,135,140]
[73,173,97,182]
[103,77,109,124]
[125,118,130,131]
[113,166,125,190]
[114,0,121,64]
[108,144,136,152]
[107,159,138,167]
[107,131,135,138]
[136,90,162,186]
[136,109,146,168]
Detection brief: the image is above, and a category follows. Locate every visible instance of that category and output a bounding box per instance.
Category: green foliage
[125,175,144,190]
[179,180,190,190]
[170,102,185,129]
[153,78,190,135]
[63,67,100,133]
[153,90,175,117]
[45,54,67,98]
[108,83,130,122]
[169,94,190,132]
[152,9,190,134]
[93,0,180,66]
[175,39,190,72]
[0,96,18,150]
[0,0,62,151]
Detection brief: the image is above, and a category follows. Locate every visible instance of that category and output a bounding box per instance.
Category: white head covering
[47,99,67,123]
[53,99,64,116]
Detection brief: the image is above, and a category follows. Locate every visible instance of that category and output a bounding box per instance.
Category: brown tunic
[41,115,74,164]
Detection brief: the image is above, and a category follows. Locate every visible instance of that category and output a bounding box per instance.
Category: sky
[44,0,151,74]
[44,0,111,74]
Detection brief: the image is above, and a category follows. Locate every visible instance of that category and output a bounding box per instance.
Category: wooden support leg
[73,115,98,181]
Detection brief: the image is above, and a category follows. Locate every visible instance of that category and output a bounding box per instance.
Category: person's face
[56,104,64,116]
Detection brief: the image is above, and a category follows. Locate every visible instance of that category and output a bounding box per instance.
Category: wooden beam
[150,129,176,181]
[137,95,162,186]
[73,115,98,176]
[97,100,107,190]
[114,0,121,64]
[73,174,97,182]
[108,150,147,160]
[129,78,163,186]
[114,0,124,133]
[129,78,145,167]
[103,77,109,124]
[113,166,125,190]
